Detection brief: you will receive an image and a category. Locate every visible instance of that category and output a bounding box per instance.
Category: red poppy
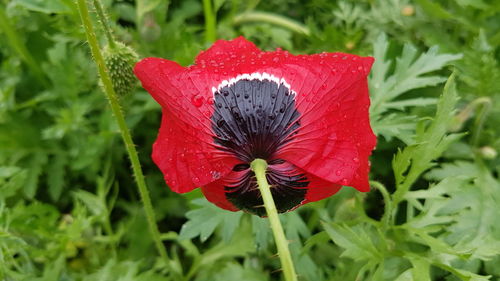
[134,37,376,216]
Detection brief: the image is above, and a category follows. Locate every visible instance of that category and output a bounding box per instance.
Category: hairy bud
[102,42,139,96]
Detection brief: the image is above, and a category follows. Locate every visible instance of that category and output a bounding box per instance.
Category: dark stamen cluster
[211,77,309,215]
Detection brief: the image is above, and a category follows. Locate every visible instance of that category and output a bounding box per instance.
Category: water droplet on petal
[335,170,342,176]
[191,94,204,107]
[273,57,280,63]
[353,157,359,163]
[211,171,221,180]
[341,178,349,185]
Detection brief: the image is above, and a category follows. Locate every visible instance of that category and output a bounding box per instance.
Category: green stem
[202,0,216,43]
[92,0,116,48]
[369,181,392,231]
[250,159,297,281]
[233,11,310,36]
[76,0,170,268]
[469,97,492,147]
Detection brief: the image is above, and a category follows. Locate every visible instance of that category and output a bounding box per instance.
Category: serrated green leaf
[374,114,417,143]
[369,33,462,143]
[251,215,271,250]
[24,152,48,198]
[425,161,480,181]
[392,74,462,203]
[179,198,243,242]
[322,222,383,262]
[47,153,67,201]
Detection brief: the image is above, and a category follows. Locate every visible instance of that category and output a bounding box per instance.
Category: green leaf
[374,114,417,144]
[322,222,383,262]
[414,0,453,19]
[47,153,67,201]
[12,0,72,14]
[369,33,462,142]
[179,198,243,242]
[251,215,271,250]
[425,161,480,181]
[392,74,463,203]
[213,263,269,281]
[24,152,48,199]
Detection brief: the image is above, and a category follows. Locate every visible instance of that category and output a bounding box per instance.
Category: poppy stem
[251,159,298,281]
[76,0,171,271]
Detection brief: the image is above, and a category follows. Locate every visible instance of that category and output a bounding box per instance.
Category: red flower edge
[134,37,376,216]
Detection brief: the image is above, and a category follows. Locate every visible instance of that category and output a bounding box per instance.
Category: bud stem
[251,159,298,281]
[92,0,116,48]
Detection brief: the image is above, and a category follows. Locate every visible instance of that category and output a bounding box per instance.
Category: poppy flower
[134,37,376,216]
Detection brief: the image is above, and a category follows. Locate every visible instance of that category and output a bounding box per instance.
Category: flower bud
[102,42,139,96]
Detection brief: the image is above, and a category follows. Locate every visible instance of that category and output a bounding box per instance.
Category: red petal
[135,58,240,193]
[276,73,375,192]
[303,173,343,203]
[201,178,238,212]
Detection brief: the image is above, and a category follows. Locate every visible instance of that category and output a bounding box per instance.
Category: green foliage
[369,33,462,143]
[179,198,243,242]
[1,0,499,280]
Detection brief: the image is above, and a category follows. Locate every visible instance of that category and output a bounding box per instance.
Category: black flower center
[211,75,309,216]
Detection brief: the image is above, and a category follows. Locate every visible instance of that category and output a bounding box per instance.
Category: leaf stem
[370,181,392,231]
[202,0,216,43]
[92,0,116,48]
[250,159,297,281]
[76,0,170,269]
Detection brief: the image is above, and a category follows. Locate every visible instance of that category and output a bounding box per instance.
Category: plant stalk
[92,0,116,48]
[233,11,310,36]
[250,159,297,281]
[76,0,170,268]
[202,0,216,42]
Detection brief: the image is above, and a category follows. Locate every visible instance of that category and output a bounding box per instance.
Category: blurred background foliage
[0,0,499,280]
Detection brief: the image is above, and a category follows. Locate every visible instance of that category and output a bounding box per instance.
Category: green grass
[1,0,499,280]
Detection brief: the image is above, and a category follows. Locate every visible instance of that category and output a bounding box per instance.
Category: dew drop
[335,170,341,176]
[273,57,280,63]
[341,178,349,185]
[353,157,359,163]
[191,95,203,107]
[211,171,221,180]
[207,97,215,105]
